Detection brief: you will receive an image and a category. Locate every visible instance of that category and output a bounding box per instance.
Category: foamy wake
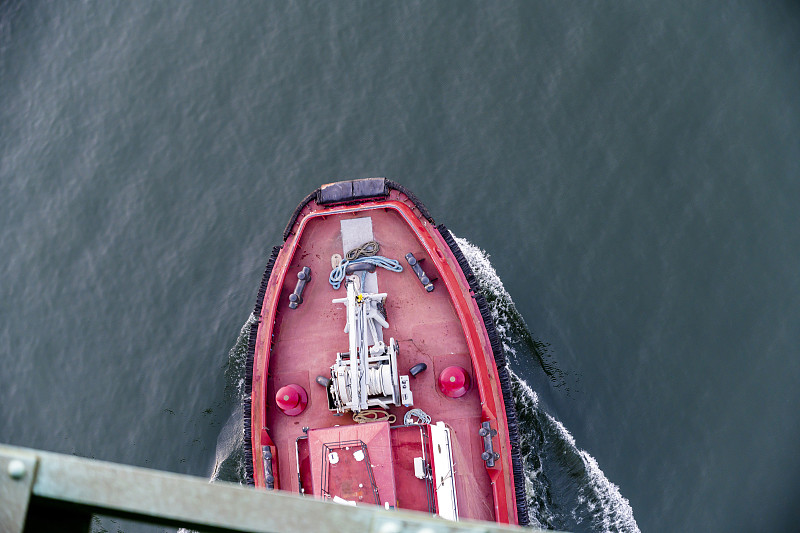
[208,316,254,485]
[454,235,519,358]
[210,403,244,482]
[455,234,639,533]
[179,319,254,532]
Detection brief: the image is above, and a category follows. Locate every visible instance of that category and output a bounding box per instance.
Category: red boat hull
[245,179,527,525]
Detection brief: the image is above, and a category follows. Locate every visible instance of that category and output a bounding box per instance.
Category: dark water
[2,2,799,532]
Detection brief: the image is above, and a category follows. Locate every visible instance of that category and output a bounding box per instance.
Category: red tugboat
[244,178,528,526]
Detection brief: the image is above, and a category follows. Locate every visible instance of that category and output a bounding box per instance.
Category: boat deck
[258,206,496,521]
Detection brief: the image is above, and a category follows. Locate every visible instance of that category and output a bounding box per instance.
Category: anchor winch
[327,275,413,414]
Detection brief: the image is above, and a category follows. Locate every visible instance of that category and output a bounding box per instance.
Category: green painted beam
[1,444,542,533]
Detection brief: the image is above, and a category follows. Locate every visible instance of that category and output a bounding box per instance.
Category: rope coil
[329,256,403,289]
[345,240,380,261]
[403,408,431,425]
[353,409,396,424]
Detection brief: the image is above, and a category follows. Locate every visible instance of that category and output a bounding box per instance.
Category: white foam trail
[546,409,639,533]
[511,369,639,533]
[453,232,640,533]
[454,235,519,359]
[207,316,255,484]
[210,403,244,482]
[512,367,540,407]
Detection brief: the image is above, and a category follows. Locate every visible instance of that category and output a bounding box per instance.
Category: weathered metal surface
[0,444,536,533]
[0,447,38,533]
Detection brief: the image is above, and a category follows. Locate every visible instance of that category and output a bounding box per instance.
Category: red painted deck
[249,188,517,524]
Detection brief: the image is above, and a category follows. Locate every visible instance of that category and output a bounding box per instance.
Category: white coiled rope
[403,408,431,425]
